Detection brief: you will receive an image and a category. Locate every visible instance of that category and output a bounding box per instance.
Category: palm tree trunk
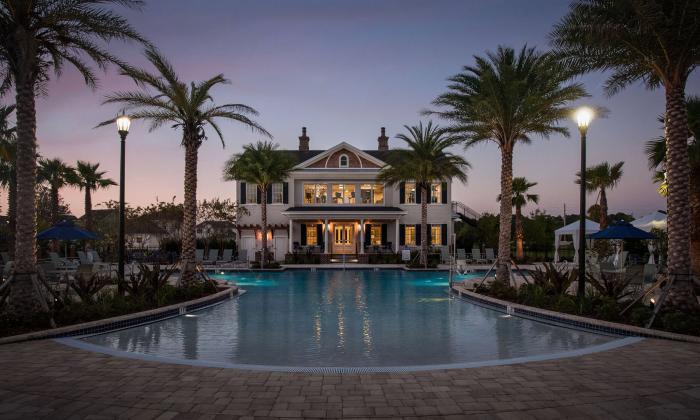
[496,145,513,283]
[421,185,428,268]
[261,185,267,269]
[664,85,697,310]
[599,188,608,229]
[84,188,93,231]
[9,75,42,316]
[7,168,16,256]
[180,140,198,285]
[515,205,524,261]
[690,176,700,277]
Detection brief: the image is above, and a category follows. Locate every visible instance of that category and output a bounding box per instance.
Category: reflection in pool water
[82,270,616,368]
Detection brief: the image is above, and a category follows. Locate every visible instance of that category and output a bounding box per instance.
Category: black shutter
[441,224,448,246]
[415,224,421,246]
[381,224,388,245]
[240,182,246,204]
[316,224,323,248]
[300,224,307,246]
[399,182,405,204]
[441,182,447,204]
[267,186,273,204]
[364,224,371,247]
[399,224,405,245]
[256,186,261,204]
[283,182,289,204]
[427,224,432,245]
[416,184,422,203]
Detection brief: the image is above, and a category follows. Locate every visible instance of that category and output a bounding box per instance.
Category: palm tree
[102,47,270,282]
[576,162,624,229]
[223,141,295,268]
[0,0,145,315]
[378,122,470,268]
[427,46,586,282]
[74,161,116,231]
[0,105,16,255]
[551,0,700,309]
[37,158,78,225]
[646,97,700,276]
[498,177,539,261]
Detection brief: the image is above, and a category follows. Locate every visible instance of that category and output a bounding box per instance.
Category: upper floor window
[339,154,349,168]
[360,184,384,204]
[304,183,327,204]
[271,183,284,203]
[431,225,442,245]
[404,182,416,204]
[332,183,355,204]
[246,183,257,203]
[431,183,442,204]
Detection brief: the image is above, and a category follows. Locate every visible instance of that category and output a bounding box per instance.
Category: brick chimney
[377,127,389,151]
[298,126,310,151]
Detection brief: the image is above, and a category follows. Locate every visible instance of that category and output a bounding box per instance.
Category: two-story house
[235,127,455,262]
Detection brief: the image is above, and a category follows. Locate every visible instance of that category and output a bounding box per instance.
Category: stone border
[451,284,700,344]
[0,286,239,345]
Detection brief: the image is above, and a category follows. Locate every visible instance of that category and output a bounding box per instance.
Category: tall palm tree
[646,97,700,276]
[498,177,539,261]
[223,141,295,268]
[37,158,77,225]
[102,47,270,282]
[378,122,470,267]
[0,105,16,255]
[576,162,624,229]
[74,161,116,231]
[0,0,145,315]
[551,0,700,309]
[427,46,586,282]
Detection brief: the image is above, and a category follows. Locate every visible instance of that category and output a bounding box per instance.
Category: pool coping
[451,284,700,344]
[0,285,239,345]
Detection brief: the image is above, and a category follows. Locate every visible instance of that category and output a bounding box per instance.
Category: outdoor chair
[49,252,75,268]
[89,251,103,263]
[204,249,219,265]
[471,248,486,264]
[457,249,467,261]
[233,249,248,267]
[78,251,90,265]
[440,247,450,264]
[485,248,496,263]
[195,249,205,263]
[1,252,10,265]
[614,251,629,269]
[642,264,658,284]
[220,249,233,263]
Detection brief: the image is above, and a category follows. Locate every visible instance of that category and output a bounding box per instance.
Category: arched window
[339,154,349,168]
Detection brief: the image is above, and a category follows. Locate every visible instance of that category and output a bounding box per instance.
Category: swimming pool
[76,270,629,371]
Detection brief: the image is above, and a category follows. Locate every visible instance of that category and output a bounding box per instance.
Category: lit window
[304,184,327,204]
[373,184,384,204]
[339,154,349,167]
[405,226,416,245]
[431,225,441,245]
[370,225,382,245]
[405,182,417,204]
[271,183,283,203]
[306,225,317,245]
[246,183,257,203]
[362,184,384,204]
[431,183,442,203]
[332,184,355,204]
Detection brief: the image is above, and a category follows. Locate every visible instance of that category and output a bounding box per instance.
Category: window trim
[430,224,442,246]
[271,182,284,204]
[245,183,257,204]
[405,225,416,246]
[303,183,328,205]
[339,154,349,168]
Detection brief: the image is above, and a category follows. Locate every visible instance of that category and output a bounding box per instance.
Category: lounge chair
[485,248,496,263]
[204,249,219,265]
[233,249,248,266]
[471,248,486,264]
[220,249,233,263]
[195,249,205,263]
[440,246,450,264]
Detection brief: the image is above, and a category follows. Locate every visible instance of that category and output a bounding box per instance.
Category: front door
[333,223,355,254]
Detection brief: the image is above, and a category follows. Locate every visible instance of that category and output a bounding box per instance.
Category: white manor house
[235,127,478,262]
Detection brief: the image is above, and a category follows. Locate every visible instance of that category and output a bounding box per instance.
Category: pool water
[81,270,616,368]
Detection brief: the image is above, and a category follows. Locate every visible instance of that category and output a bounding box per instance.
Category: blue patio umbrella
[587,221,656,240]
[37,219,98,258]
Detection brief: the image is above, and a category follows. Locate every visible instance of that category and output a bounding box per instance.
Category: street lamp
[116,114,130,285]
[575,107,593,298]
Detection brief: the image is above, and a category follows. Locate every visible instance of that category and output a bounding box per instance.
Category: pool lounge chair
[204,249,219,265]
[457,249,467,261]
[440,247,450,264]
[196,249,205,263]
[484,248,496,263]
[233,249,248,267]
[220,249,233,263]
[471,248,486,264]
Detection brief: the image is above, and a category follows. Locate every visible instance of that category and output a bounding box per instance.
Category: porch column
[360,218,364,254]
[395,218,400,252]
[288,220,293,253]
[324,218,329,254]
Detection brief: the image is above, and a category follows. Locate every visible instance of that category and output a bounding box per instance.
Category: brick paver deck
[0,338,699,419]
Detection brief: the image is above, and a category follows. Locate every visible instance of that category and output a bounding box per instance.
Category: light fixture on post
[116,114,130,288]
[575,107,593,299]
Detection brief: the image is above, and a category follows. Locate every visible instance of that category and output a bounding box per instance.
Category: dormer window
[339,154,349,168]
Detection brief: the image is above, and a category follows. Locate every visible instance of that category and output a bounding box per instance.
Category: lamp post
[116,114,131,285]
[575,107,593,298]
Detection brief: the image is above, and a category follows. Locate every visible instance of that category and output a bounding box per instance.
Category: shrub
[250,261,281,269]
[628,305,653,327]
[657,311,700,335]
[530,263,576,295]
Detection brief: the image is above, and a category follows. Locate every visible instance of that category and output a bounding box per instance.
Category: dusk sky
[5,0,699,218]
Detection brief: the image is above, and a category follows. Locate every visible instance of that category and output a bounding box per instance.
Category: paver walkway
[0,338,699,419]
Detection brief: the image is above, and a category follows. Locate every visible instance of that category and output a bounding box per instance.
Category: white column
[324,218,329,254]
[360,219,364,254]
[395,218,400,252]
[288,220,293,253]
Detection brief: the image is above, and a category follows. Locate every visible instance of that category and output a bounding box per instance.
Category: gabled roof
[293,142,388,169]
